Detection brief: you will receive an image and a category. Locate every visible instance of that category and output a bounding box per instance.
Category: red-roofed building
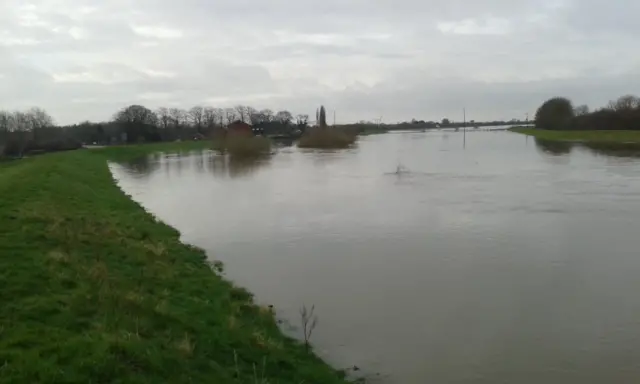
[227,120,253,137]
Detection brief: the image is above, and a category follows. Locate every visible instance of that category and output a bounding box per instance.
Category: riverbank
[0,142,347,383]
[509,127,640,143]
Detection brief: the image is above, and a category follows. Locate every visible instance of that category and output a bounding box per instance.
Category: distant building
[227,120,253,136]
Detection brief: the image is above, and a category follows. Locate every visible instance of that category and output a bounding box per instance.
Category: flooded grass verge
[0,142,347,383]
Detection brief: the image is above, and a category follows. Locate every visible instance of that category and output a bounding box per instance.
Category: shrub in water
[298,127,356,149]
[212,134,272,158]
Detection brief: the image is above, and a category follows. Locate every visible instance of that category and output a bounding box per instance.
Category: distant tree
[188,106,205,134]
[441,118,450,126]
[535,97,574,130]
[203,107,218,131]
[260,109,274,124]
[608,95,640,111]
[169,108,187,139]
[25,107,54,143]
[224,108,237,125]
[574,105,590,116]
[114,105,158,143]
[156,107,171,131]
[296,114,309,128]
[275,110,293,126]
[169,108,186,126]
[246,107,258,124]
[213,108,225,126]
[319,106,327,128]
[234,105,249,123]
[1,111,31,157]
[0,111,9,154]
[249,108,264,125]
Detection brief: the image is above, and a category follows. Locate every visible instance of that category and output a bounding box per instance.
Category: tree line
[535,94,640,131]
[0,108,69,158]
[112,105,310,144]
[0,104,310,158]
[1,100,534,158]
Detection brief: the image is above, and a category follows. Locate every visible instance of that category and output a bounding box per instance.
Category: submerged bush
[211,135,272,158]
[297,127,356,149]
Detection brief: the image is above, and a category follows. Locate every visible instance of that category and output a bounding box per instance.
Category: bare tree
[260,109,274,123]
[574,105,590,116]
[609,95,640,111]
[169,108,187,139]
[9,111,32,157]
[275,110,293,126]
[203,107,218,131]
[156,107,171,131]
[234,105,249,123]
[26,107,54,143]
[213,108,225,127]
[249,108,263,126]
[0,111,9,154]
[295,114,309,127]
[114,105,158,143]
[246,106,259,124]
[300,304,318,353]
[224,108,237,126]
[189,106,205,134]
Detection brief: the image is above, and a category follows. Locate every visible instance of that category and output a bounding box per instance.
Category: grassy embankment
[509,127,640,143]
[0,141,347,383]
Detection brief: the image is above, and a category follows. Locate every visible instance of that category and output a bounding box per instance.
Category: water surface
[111,130,640,383]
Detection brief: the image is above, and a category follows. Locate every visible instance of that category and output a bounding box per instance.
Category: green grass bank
[509,127,640,143]
[0,142,347,383]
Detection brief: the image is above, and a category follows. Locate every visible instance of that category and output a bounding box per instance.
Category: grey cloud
[0,0,638,124]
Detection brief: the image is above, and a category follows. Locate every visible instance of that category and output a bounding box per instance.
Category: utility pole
[463,107,466,148]
[333,110,336,127]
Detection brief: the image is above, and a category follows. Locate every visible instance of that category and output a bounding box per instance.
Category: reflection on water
[535,138,640,158]
[208,155,271,179]
[583,142,640,158]
[111,130,640,384]
[535,139,573,155]
[118,150,271,180]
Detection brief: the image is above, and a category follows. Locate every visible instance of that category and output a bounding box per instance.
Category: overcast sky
[0,0,638,125]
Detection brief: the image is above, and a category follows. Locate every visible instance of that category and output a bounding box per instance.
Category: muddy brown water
[110,130,640,383]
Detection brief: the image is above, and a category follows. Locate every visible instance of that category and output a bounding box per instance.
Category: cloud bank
[0,0,638,124]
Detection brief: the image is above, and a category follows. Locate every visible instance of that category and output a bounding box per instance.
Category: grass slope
[0,143,346,384]
[510,127,640,143]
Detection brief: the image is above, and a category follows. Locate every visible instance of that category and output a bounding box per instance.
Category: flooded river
[111,130,640,383]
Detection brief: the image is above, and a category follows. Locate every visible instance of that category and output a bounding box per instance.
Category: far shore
[509,127,640,144]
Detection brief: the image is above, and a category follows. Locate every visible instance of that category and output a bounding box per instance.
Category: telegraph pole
[463,107,466,148]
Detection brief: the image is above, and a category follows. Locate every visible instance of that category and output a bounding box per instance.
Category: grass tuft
[47,250,70,263]
[175,333,195,356]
